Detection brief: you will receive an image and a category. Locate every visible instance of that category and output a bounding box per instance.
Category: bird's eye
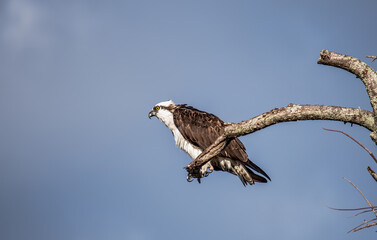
[154,106,160,111]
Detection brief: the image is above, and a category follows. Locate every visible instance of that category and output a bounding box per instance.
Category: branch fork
[185,50,377,181]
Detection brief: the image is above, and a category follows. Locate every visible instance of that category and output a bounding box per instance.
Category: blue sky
[1,0,377,239]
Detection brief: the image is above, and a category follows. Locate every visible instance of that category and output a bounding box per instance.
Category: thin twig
[326,206,376,212]
[343,177,377,218]
[355,210,373,217]
[350,221,377,233]
[350,218,377,233]
[320,199,377,212]
[321,201,376,218]
[323,128,377,164]
[366,56,377,62]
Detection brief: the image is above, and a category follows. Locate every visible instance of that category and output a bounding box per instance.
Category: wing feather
[173,105,271,181]
[173,105,248,162]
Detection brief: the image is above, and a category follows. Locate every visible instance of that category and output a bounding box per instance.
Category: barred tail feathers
[210,158,269,186]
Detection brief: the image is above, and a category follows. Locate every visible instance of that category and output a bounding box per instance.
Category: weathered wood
[317,50,377,123]
[186,104,375,175]
[186,50,377,179]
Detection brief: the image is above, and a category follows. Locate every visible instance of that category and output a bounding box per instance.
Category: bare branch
[366,56,377,62]
[226,104,374,137]
[185,104,375,175]
[322,128,377,164]
[328,178,377,233]
[318,129,377,232]
[350,221,377,233]
[322,199,377,232]
[185,50,377,189]
[354,210,374,217]
[317,50,377,123]
[325,205,377,212]
[343,177,377,218]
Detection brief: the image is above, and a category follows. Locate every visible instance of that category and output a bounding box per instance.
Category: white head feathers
[152,100,176,130]
[156,100,175,107]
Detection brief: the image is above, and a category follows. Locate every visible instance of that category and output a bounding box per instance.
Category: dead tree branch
[185,104,374,175]
[344,177,377,217]
[366,56,377,62]
[343,177,377,233]
[320,128,377,232]
[324,178,377,233]
[318,50,377,121]
[185,50,377,180]
[351,221,377,233]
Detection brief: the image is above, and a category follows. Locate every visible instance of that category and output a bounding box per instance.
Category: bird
[148,100,270,186]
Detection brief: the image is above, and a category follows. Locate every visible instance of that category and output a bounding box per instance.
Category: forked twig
[321,179,377,232]
[343,177,377,217]
[324,200,377,233]
[350,220,377,233]
[343,177,377,232]
[366,56,377,62]
[322,128,377,232]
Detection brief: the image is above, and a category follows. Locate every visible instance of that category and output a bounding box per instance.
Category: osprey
[148,100,270,186]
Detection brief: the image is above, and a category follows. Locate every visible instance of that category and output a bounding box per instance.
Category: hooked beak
[148,110,156,119]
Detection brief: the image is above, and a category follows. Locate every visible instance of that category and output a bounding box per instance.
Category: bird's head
[148,100,176,121]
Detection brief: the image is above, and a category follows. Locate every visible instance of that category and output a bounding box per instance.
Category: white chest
[171,128,202,159]
[156,109,202,159]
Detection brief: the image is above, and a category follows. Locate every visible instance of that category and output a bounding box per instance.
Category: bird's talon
[202,168,213,177]
[187,175,194,182]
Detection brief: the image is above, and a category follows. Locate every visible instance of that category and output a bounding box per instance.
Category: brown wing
[173,105,249,162]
